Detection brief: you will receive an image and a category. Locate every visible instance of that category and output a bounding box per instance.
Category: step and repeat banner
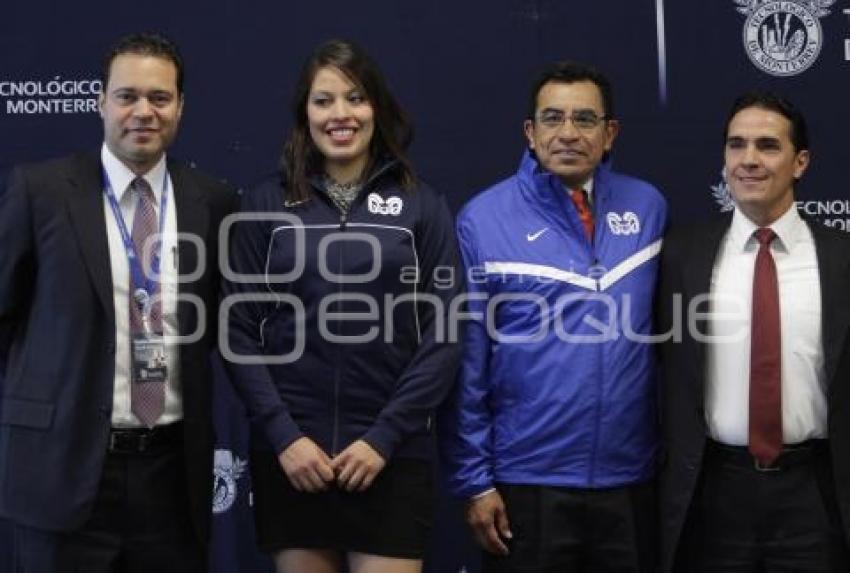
[2,1,849,571]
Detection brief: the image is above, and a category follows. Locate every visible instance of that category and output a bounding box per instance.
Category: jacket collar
[516,149,613,235]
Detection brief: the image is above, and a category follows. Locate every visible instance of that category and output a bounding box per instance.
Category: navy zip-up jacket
[223,164,462,462]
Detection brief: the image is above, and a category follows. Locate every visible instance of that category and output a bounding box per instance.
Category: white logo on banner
[0,77,101,115]
[606,212,641,235]
[367,193,403,215]
[733,0,834,76]
[797,200,850,230]
[710,168,736,212]
[212,449,247,514]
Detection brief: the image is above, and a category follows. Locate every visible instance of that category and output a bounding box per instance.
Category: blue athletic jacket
[442,151,667,497]
[223,163,462,462]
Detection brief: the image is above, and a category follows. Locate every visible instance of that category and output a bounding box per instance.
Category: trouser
[12,424,204,573]
[675,439,849,572]
[482,480,656,573]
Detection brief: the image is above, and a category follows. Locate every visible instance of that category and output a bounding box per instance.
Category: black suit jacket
[656,213,850,572]
[0,152,236,542]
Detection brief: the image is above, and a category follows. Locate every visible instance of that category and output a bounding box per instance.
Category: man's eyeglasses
[536,109,608,131]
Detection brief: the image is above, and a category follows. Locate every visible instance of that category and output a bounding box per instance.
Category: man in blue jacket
[442,61,667,572]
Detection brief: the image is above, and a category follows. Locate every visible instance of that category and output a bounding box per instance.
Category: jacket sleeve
[0,167,36,354]
[438,210,496,498]
[360,187,464,460]
[220,184,303,454]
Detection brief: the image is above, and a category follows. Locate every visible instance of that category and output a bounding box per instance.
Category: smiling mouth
[328,127,357,139]
[552,149,584,159]
[737,175,768,184]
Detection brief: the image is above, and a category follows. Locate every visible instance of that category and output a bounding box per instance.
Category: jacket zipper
[588,250,603,486]
[331,210,347,456]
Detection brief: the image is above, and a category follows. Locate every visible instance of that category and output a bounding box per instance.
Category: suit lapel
[809,222,850,390]
[168,161,209,332]
[64,154,115,323]
[683,215,731,379]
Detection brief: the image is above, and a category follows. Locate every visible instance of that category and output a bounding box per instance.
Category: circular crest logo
[212,449,247,515]
[735,0,834,76]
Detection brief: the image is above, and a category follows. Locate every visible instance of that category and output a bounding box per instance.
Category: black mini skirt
[250,449,433,559]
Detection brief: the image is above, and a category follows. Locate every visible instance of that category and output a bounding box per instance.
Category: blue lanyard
[102,168,169,305]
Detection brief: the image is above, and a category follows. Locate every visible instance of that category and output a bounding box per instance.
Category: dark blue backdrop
[2,1,849,571]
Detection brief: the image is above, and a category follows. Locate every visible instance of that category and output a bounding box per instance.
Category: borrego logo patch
[734,0,835,76]
[212,449,247,514]
[606,211,641,235]
[367,193,403,215]
[1,77,101,115]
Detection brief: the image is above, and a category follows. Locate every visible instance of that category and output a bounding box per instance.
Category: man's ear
[604,119,620,152]
[524,119,536,150]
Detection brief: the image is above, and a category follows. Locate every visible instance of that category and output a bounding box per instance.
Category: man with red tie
[442,61,667,572]
[658,92,850,572]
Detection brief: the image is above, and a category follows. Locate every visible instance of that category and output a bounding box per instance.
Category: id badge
[131,335,168,384]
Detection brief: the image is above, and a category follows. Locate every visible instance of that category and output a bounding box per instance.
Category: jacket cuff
[264,411,304,455]
[361,422,402,461]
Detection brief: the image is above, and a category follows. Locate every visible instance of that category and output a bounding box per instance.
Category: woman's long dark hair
[282,39,416,203]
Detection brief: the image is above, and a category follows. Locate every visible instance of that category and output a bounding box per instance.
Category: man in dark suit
[0,33,236,572]
[658,91,850,572]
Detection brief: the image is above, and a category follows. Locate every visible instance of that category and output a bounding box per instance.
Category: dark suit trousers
[675,440,849,572]
[482,481,656,573]
[11,438,204,573]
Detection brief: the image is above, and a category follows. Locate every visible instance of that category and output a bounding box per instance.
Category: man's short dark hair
[724,91,809,152]
[527,61,615,120]
[102,32,184,94]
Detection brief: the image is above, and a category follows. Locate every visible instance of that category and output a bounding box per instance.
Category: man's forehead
[728,106,791,135]
[536,80,603,110]
[106,54,178,88]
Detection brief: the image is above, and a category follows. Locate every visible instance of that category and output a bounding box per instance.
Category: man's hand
[466,489,512,555]
[278,437,335,492]
[331,440,386,492]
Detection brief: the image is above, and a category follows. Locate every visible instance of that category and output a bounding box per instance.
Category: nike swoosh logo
[526,228,549,241]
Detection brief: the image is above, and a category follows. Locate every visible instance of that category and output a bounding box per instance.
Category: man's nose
[556,116,581,140]
[132,96,154,117]
[741,144,760,166]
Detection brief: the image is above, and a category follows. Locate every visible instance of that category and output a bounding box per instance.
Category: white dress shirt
[101,144,182,428]
[706,204,826,445]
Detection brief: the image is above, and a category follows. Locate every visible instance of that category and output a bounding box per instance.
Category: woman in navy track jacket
[222,39,462,573]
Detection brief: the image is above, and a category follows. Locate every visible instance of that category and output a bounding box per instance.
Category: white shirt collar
[728,202,805,254]
[100,143,167,204]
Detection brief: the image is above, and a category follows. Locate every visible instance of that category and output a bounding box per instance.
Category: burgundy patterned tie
[749,228,782,466]
[570,188,594,242]
[129,177,165,427]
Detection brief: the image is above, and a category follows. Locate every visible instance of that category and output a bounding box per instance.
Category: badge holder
[131,288,167,385]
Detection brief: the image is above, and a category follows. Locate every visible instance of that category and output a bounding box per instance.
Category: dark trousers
[675,440,849,572]
[11,438,204,573]
[482,480,656,573]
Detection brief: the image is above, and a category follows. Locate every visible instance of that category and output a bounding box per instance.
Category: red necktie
[570,188,594,242]
[749,228,782,467]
